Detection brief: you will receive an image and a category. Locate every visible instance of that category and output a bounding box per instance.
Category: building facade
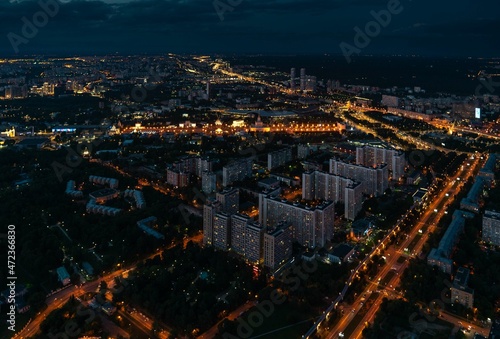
[216,187,239,215]
[260,195,334,248]
[222,158,253,187]
[263,222,293,271]
[202,171,217,194]
[482,210,500,246]
[451,267,474,310]
[302,170,363,220]
[329,158,388,197]
[268,148,293,170]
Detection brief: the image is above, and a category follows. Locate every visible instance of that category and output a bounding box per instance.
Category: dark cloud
[0,0,499,56]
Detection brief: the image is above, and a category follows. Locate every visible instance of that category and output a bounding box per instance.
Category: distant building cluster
[381,94,399,108]
[65,180,83,198]
[88,175,119,189]
[427,210,473,274]
[124,189,146,209]
[290,68,316,92]
[4,85,28,99]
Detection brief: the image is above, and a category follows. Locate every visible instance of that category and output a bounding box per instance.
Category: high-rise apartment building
[166,168,189,187]
[356,145,406,180]
[290,68,296,90]
[302,170,363,220]
[245,222,264,264]
[213,212,231,250]
[330,158,388,196]
[216,187,239,215]
[229,214,263,264]
[482,210,500,246]
[203,201,221,246]
[202,171,217,194]
[222,158,253,187]
[263,222,293,271]
[268,148,293,170]
[231,213,252,256]
[260,195,334,248]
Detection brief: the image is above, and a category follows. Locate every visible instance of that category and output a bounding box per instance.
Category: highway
[322,155,484,339]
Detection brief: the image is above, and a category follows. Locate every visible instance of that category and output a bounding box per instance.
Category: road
[13,234,202,339]
[439,310,490,338]
[323,155,483,339]
[120,123,345,136]
[197,301,257,339]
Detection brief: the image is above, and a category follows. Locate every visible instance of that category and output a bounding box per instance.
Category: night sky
[1,0,499,56]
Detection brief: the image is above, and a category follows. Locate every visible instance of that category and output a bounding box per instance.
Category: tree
[99,280,108,292]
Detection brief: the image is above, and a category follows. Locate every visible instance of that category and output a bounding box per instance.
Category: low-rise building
[57,266,71,286]
[451,267,474,310]
[328,244,355,264]
[427,210,473,274]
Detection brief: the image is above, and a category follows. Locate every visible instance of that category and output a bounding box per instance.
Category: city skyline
[1,1,500,337]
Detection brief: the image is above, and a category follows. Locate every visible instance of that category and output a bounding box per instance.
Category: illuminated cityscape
[1,1,500,339]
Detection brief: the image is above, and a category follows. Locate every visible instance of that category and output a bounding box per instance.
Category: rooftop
[330,244,354,258]
[90,188,119,198]
[453,267,470,288]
